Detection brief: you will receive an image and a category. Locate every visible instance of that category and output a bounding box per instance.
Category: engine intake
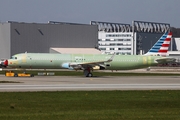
[61,63,74,70]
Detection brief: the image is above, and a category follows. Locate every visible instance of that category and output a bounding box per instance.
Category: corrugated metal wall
[0,23,11,59]
[10,23,98,56]
[136,33,163,54]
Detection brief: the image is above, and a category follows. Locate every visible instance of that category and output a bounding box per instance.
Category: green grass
[0,91,180,120]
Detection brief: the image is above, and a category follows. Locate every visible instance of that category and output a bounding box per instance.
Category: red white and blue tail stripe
[145,31,172,56]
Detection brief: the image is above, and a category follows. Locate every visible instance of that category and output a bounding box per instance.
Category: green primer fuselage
[8,53,162,70]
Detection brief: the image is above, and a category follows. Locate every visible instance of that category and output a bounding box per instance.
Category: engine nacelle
[61,63,74,70]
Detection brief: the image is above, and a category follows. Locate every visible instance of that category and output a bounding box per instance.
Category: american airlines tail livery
[1,31,175,77]
[145,32,172,56]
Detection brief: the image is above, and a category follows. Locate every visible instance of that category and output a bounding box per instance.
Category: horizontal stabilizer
[155,57,176,63]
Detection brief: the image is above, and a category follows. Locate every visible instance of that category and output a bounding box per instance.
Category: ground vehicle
[5,71,34,77]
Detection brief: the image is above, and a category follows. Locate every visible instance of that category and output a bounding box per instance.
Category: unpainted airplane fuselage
[7,53,162,70]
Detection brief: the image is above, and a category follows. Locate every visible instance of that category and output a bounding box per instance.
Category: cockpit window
[11,56,17,59]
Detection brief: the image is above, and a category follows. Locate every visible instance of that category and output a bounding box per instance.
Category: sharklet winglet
[107,53,116,62]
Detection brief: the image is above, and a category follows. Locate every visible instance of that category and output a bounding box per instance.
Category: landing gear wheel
[84,69,93,77]
[87,73,93,77]
[30,74,34,77]
[14,73,18,77]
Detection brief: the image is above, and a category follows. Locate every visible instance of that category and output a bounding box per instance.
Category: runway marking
[0,75,180,91]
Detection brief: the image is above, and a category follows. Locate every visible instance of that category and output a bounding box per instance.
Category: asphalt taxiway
[0,75,180,91]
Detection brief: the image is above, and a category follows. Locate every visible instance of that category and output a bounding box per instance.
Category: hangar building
[91,21,171,55]
[0,21,98,59]
[0,20,180,61]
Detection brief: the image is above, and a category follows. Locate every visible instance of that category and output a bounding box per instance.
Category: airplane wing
[69,53,115,70]
[155,57,176,63]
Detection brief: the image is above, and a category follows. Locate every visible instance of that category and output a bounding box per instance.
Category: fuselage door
[143,56,147,65]
[21,54,27,63]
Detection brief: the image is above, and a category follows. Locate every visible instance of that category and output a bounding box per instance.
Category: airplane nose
[4,60,8,66]
[1,60,8,67]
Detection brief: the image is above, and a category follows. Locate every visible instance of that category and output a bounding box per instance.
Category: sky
[0,0,180,27]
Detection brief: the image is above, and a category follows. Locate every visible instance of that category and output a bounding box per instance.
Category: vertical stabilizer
[145,31,172,56]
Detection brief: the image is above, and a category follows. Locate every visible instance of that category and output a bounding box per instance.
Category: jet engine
[61,63,74,70]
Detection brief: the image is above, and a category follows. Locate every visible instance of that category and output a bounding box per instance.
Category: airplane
[1,31,175,77]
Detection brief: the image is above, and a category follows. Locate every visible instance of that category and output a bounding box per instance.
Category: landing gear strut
[83,68,93,77]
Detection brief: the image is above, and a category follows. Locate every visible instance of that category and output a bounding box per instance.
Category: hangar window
[105,39,110,41]
[110,48,114,50]
[118,39,123,41]
[38,28,44,35]
[14,29,20,35]
[100,48,106,50]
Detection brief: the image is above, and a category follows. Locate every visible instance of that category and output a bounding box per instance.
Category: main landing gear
[83,68,93,77]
